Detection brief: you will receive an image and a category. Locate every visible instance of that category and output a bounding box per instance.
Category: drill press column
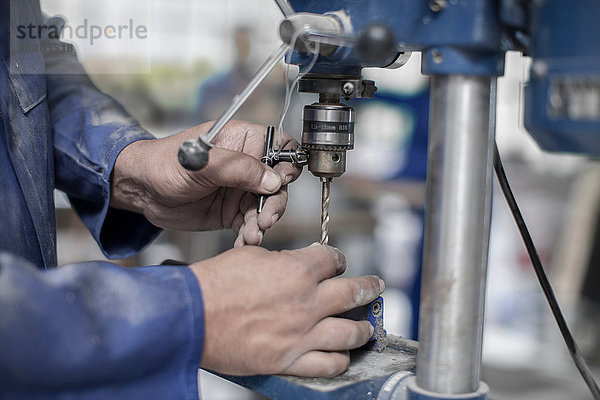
[417,75,496,395]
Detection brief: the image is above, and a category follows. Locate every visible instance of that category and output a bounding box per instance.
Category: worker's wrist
[110,139,153,215]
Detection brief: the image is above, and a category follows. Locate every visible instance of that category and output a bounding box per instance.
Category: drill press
[300,84,359,245]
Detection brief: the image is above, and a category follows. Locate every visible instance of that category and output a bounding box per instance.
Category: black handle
[178,137,212,171]
[358,23,397,65]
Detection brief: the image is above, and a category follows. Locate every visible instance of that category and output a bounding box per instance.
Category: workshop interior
[44,0,600,399]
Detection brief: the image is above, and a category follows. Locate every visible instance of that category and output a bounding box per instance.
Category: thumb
[202,147,282,194]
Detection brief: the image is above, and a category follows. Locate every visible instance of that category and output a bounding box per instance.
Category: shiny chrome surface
[417,75,496,394]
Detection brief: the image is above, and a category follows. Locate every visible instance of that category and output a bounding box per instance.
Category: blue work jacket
[0,1,204,399]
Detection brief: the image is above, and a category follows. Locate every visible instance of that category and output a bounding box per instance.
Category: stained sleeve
[42,15,161,259]
[0,252,204,400]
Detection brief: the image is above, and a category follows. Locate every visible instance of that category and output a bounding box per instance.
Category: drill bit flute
[320,178,331,245]
[301,94,356,246]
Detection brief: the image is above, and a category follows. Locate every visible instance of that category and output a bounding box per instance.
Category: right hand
[111,121,302,246]
[190,244,385,378]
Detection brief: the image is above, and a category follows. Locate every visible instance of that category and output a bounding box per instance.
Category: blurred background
[42,0,600,399]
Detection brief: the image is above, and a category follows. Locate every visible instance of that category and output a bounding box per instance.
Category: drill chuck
[301,102,355,178]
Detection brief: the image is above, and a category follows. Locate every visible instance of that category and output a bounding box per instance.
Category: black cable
[493,143,600,400]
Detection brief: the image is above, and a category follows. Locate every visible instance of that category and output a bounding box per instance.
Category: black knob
[178,138,211,171]
[358,23,397,65]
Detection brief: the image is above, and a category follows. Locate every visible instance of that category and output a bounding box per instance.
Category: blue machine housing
[290,0,600,156]
[288,0,505,76]
[525,0,600,157]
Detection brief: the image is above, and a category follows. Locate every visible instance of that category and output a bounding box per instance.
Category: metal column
[416,75,496,395]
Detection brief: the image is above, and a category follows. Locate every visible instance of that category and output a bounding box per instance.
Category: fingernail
[310,242,321,247]
[257,230,264,244]
[271,213,280,225]
[369,324,375,337]
[378,279,385,293]
[261,171,281,192]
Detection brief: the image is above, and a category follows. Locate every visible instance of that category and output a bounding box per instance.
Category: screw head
[343,82,354,96]
[431,48,443,64]
[429,0,447,12]
[532,61,548,78]
[372,300,382,317]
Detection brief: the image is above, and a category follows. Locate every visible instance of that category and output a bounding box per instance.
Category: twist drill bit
[320,177,332,245]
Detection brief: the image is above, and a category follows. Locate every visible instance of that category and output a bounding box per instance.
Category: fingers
[302,318,373,352]
[233,209,263,247]
[234,187,287,245]
[282,350,350,378]
[257,186,288,230]
[273,159,302,186]
[293,245,347,281]
[272,132,302,186]
[315,276,384,317]
[202,147,282,195]
[234,232,246,248]
[243,210,263,245]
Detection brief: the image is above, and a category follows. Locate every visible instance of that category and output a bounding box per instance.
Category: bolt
[429,0,447,12]
[432,48,443,64]
[372,300,382,317]
[343,82,354,96]
[532,61,548,78]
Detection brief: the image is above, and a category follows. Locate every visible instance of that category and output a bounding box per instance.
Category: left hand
[110,120,302,246]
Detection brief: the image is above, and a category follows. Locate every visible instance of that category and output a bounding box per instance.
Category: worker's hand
[191,244,385,377]
[111,121,302,245]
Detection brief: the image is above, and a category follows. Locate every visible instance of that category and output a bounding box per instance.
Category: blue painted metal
[288,0,507,76]
[524,0,600,156]
[422,47,504,77]
[338,296,385,351]
[221,373,390,400]
[287,0,600,159]
[213,335,418,400]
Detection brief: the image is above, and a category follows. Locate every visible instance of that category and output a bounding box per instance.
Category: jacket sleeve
[42,15,161,259]
[0,252,204,400]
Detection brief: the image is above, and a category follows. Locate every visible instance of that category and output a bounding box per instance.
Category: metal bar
[202,43,290,145]
[258,127,275,214]
[303,30,357,48]
[274,0,295,18]
[416,75,496,394]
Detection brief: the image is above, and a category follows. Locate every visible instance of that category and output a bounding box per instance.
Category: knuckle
[279,251,313,282]
[327,353,350,377]
[318,246,346,274]
[241,244,269,258]
[343,323,363,347]
[329,247,346,273]
[359,321,372,343]
[348,280,362,302]
[285,250,312,273]
[294,263,314,285]
[371,276,381,293]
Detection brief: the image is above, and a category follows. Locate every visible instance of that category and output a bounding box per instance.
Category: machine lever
[273,0,295,18]
[178,43,291,171]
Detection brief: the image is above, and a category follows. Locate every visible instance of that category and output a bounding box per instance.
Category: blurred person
[0,2,384,399]
[196,27,282,125]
